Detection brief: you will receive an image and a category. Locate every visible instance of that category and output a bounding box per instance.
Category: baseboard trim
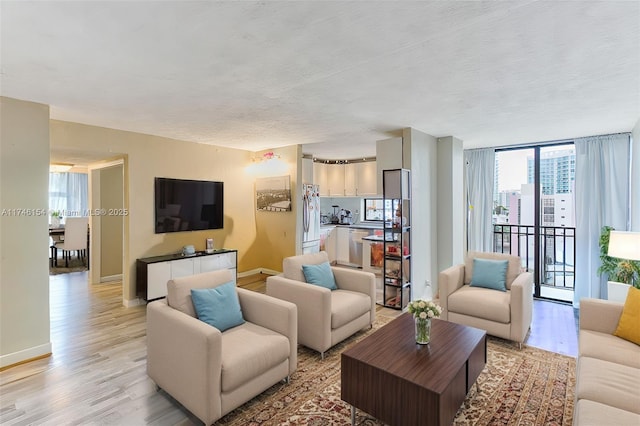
[100,274,123,283]
[123,298,144,308]
[238,268,279,278]
[0,342,52,370]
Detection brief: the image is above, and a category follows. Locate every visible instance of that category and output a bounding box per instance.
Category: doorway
[494,144,576,302]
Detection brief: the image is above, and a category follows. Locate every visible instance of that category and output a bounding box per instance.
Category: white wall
[631,117,640,231]
[402,127,438,300]
[0,97,51,367]
[436,136,464,276]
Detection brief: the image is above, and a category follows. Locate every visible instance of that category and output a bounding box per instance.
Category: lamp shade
[608,231,640,261]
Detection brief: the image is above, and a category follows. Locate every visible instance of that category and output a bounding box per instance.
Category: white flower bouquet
[407,299,442,320]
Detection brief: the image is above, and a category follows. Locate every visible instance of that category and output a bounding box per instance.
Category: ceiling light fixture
[50,163,74,173]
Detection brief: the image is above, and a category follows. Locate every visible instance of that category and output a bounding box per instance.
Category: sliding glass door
[494,144,575,302]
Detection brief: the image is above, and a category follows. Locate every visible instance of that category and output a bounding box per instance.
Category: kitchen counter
[321,222,383,230]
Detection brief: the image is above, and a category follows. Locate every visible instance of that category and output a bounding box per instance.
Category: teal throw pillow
[469,258,508,292]
[302,262,338,290]
[191,281,245,331]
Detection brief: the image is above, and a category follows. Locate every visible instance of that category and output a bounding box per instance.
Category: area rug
[218,317,576,426]
[49,256,88,275]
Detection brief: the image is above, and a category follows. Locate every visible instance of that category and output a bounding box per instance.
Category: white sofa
[439,251,533,347]
[147,269,298,425]
[266,251,376,358]
[573,298,640,425]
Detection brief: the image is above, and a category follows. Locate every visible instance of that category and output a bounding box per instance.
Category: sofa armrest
[237,288,298,374]
[331,267,376,324]
[438,264,465,320]
[579,298,624,335]
[266,275,332,353]
[509,271,533,343]
[146,300,222,423]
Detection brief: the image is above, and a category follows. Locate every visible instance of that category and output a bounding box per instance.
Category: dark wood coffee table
[341,313,486,426]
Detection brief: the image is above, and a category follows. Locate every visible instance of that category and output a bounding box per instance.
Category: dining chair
[52,217,89,267]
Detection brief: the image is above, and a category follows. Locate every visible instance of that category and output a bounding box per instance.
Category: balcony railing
[493,224,575,291]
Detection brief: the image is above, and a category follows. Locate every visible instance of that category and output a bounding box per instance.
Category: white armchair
[439,251,533,347]
[266,251,376,358]
[147,269,297,425]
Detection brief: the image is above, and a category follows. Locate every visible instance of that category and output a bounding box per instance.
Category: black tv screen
[155,178,223,233]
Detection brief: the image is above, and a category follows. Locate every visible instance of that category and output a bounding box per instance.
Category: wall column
[0,97,51,367]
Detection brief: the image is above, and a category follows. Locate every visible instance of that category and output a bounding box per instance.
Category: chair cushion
[448,285,511,323]
[220,322,290,392]
[574,400,640,426]
[167,269,235,317]
[191,281,245,332]
[614,286,640,345]
[464,251,522,290]
[331,290,371,329]
[469,258,508,291]
[302,262,337,290]
[282,251,330,282]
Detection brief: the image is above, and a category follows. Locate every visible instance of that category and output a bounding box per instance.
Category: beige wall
[0,97,51,367]
[100,165,124,277]
[50,120,298,303]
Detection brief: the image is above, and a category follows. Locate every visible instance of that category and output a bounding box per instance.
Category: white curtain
[49,172,89,220]
[574,133,630,306]
[464,148,495,252]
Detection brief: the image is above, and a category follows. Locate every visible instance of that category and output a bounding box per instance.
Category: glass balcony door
[494,144,575,302]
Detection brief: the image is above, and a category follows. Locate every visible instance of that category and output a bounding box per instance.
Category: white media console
[136,249,237,301]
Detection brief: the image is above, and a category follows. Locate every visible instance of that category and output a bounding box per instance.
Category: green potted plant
[598,226,640,302]
[51,210,62,228]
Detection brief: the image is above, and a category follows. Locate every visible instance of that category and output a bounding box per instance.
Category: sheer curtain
[49,172,89,220]
[574,133,630,306]
[464,148,495,252]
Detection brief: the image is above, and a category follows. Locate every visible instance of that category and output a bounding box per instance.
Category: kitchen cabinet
[315,161,377,197]
[383,169,411,310]
[335,226,350,265]
[313,162,329,196]
[136,249,237,301]
[343,162,378,197]
[320,226,337,262]
[327,164,345,196]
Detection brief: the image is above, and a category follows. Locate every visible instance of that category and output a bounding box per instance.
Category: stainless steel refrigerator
[302,183,320,254]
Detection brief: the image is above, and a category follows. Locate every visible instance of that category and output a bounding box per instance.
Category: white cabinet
[327,164,345,196]
[137,250,238,301]
[313,162,329,196]
[335,227,350,265]
[321,226,337,262]
[344,164,357,196]
[315,161,377,197]
[356,162,378,196]
[147,262,171,300]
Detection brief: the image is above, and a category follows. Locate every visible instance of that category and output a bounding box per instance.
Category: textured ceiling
[1,1,639,162]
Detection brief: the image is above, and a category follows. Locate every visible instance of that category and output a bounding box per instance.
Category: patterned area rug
[218,316,576,426]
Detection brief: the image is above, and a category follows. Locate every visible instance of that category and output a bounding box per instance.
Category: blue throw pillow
[469,258,508,292]
[302,262,338,290]
[191,281,245,331]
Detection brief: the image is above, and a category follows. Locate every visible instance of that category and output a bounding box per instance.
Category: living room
[1,1,640,425]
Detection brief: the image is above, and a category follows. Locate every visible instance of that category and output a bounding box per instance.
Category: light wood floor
[0,271,578,425]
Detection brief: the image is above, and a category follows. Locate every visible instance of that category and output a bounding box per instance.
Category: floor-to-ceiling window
[494,143,576,302]
[49,172,89,222]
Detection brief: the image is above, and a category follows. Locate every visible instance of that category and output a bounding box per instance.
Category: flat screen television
[155,177,224,233]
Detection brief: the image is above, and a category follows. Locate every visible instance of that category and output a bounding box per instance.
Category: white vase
[607,281,631,303]
[51,216,60,228]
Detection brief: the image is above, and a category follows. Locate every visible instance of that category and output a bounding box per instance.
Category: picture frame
[256,175,291,212]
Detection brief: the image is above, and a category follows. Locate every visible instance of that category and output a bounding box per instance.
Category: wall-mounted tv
[155,177,223,233]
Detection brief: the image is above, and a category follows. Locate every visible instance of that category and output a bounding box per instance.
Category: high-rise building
[527,148,576,195]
